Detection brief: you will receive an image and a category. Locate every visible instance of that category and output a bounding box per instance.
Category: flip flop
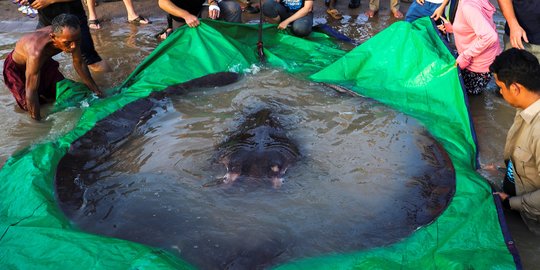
[127,15,151,25]
[88,19,101,30]
[154,28,173,40]
[326,8,343,20]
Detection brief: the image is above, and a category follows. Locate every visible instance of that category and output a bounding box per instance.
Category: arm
[72,46,102,97]
[158,0,200,27]
[278,1,313,30]
[497,0,528,49]
[456,5,499,69]
[508,135,540,214]
[430,0,449,20]
[30,0,77,10]
[25,53,42,120]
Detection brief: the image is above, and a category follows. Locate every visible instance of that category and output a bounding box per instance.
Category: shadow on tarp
[0,17,517,269]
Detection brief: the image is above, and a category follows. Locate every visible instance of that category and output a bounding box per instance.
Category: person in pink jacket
[438,0,501,95]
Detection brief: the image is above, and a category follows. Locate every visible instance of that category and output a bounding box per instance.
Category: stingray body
[216,109,300,188]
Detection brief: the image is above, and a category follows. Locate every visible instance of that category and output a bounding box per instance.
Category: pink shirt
[450,0,501,73]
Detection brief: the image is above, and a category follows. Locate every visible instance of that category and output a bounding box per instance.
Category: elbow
[484,32,499,48]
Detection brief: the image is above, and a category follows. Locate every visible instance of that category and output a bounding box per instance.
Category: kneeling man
[3,13,102,121]
[492,48,540,234]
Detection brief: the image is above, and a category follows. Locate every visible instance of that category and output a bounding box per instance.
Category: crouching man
[3,13,102,121]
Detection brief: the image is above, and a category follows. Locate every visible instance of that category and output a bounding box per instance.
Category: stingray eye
[270,165,280,173]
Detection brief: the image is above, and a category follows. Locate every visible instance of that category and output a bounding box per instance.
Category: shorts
[2,51,65,110]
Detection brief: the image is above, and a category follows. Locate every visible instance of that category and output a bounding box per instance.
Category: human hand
[15,0,30,5]
[185,14,200,27]
[94,89,104,98]
[416,0,425,5]
[278,21,289,30]
[508,24,529,50]
[430,7,444,20]
[30,0,53,10]
[493,192,509,201]
[209,4,220,20]
[456,54,471,69]
[436,23,446,34]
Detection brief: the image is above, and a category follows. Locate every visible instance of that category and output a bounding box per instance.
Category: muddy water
[56,70,454,269]
[1,4,539,269]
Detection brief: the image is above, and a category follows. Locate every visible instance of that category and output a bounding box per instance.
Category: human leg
[290,11,313,37]
[3,51,29,110]
[86,0,101,29]
[38,57,65,103]
[262,0,288,22]
[79,21,111,72]
[124,0,150,25]
[365,0,379,17]
[219,0,242,23]
[404,1,437,22]
[390,0,403,18]
[349,0,360,9]
[326,0,343,20]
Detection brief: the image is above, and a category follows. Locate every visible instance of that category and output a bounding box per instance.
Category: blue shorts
[404,1,442,23]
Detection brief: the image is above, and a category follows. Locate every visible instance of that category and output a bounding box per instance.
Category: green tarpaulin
[0,18,517,269]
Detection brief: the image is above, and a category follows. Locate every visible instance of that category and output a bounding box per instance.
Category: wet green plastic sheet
[0,18,516,269]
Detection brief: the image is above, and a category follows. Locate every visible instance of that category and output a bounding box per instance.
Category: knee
[262,1,279,17]
[220,1,242,22]
[291,23,312,37]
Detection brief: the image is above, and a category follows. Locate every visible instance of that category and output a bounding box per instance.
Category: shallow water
[56,70,454,269]
[1,4,539,269]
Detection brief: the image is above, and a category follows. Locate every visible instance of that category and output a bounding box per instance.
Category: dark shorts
[2,51,65,110]
[461,69,492,95]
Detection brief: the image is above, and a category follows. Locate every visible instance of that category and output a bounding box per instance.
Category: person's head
[50,14,81,53]
[490,49,540,108]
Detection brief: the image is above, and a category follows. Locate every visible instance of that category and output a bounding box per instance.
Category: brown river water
[1,2,538,269]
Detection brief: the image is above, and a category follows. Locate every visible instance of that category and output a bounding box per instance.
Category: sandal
[88,19,101,30]
[155,28,173,40]
[127,15,151,25]
[326,8,343,20]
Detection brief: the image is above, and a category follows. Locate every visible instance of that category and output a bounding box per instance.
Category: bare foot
[392,9,404,19]
[365,9,377,18]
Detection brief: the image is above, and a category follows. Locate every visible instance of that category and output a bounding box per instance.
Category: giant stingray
[54,72,456,270]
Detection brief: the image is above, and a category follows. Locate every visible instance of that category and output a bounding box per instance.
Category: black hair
[51,13,80,34]
[490,48,540,92]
